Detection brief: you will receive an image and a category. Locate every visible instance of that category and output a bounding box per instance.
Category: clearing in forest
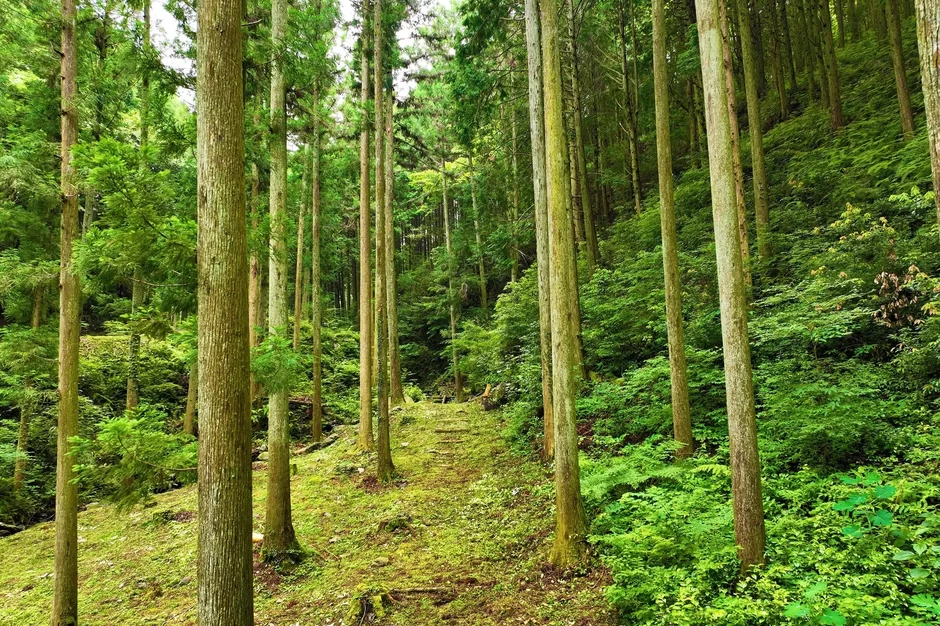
[0,402,614,625]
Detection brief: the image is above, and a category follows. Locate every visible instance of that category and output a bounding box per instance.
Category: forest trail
[0,402,614,626]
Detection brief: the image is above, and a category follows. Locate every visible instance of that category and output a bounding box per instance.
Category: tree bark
[469,154,488,311]
[441,161,463,403]
[374,0,394,482]
[357,2,375,451]
[915,0,940,234]
[14,288,43,492]
[695,0,767,570]
[263,0,299,561]
[293,147,309,351]
[524,0,555,461]
[183,361,197,436]
[735,0,772,260]
[618,0,643,215]
[564,0,599,271]
[652,0,694,458]
[52,0,81,618]
[541,0,588,568]
[819,0,846,128]
[780,0,799,94]
[720,0,753,285]
[384,94,404,407]
[887,0,915,138]
[311,94,324,440]
[195,0,254,616]
[249,109,263,407]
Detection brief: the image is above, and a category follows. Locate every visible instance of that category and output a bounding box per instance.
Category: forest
[1,0,940,620]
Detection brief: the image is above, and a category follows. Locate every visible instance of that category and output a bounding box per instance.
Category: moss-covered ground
[0,402,614,625]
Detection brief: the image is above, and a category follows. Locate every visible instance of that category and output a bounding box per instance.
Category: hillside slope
[0,403,613,625]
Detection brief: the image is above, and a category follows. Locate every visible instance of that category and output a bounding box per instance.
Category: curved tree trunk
[695,0,767,570]
[52,0,81,618]
[263,0,299,561]
[195,0,254,617]
[652,0,694,458]
[541,0,588,568]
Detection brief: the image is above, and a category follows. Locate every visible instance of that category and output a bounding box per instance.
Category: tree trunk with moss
[695,0,767,570]
[195,0,254,617]
[652,0,694,459]
[263,0,299,562]
[52,0,80,619]
[525,0,555,460]
[915,0,940,233]
[541,0,588,568]
[887,0,915,138]
[358,2,375,450]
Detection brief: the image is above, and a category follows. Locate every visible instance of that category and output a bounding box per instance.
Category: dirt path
[0,402,615,625]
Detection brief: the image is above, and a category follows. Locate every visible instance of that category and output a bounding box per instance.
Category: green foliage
[71,404,197,511]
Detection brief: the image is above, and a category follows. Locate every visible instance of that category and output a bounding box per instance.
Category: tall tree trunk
[126,1,151,413]
[374,0,394,482]
[293,147,309,351]
[541,0,588,568]
[263,0,299,561]
[835,0,847,46]
[819,0,846,128]
[652,0,694,459]
[768,0,790,118]
[887,0,915,138]
[195,0,254,617]
[13,288,43,492]
[469,154,488,311]
[357,3,375,451]
[511,90,522,282]
[618,0,642,215]
[249,103,263,406]
[565,0,599,271]
[441,161,463,402]
[525,0,555,460]
[183,361,197,436]
[915,0,940,234]
[384,92,404,407]
[872,0,888,38]
[52,0,81,618]
[720,0,753,285]
[695,0,767,570]
[126,276,143,411]
[311,113,323,439]
[736,0,772,260]
[779,0,799,94]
